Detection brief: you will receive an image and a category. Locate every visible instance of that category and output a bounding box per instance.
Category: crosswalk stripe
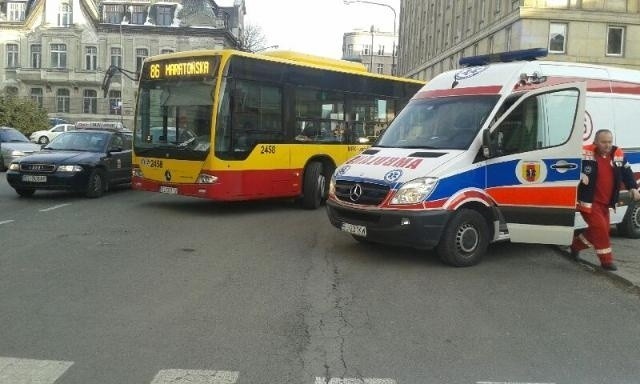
[150,369,239,384]
[315,378,396,384]
[0,357,74,384]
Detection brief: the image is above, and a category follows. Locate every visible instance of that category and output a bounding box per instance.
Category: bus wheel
[86,169,105,198]
[301,162,325,209]
[436,209,489,267]
[617,202,640,239]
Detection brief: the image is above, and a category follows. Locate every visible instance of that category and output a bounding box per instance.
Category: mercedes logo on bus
[349,184,363,202]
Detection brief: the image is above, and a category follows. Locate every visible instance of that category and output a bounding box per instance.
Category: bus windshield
[376,95,499,150]
[134,79,214,160]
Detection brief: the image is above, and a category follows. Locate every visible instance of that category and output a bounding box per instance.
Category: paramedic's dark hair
[594,129,612,140]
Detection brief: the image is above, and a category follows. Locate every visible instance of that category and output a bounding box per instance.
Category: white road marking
[315,378,396,384]
[0,357,74,384]
[39,203,71,212]
[150,369,239,384]
[0,220,14,225]
[477,382,556,384]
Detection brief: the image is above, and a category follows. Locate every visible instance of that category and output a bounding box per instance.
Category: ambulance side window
[491,89,578,156]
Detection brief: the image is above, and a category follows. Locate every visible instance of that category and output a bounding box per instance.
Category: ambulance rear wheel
[301,161,325,210]
[617,203,640,239]
[436,209,489,267]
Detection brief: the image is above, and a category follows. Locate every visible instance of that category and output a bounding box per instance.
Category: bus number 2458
[260,145,276,154]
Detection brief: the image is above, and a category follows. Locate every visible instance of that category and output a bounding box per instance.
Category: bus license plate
[341,222,367,237]
[22,175,47,183]
[159,185,178,194]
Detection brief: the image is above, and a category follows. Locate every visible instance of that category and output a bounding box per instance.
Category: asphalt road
[1,175,639,384]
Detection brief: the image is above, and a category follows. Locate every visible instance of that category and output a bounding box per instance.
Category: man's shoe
[570,247,580,260]
[601,263,618,271]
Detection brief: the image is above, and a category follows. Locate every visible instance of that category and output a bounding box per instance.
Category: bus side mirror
[482,128,494,158]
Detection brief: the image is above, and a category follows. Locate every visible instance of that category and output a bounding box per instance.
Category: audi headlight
[10,150,24,156]
[8,163,19,171]
[57,165,82,172]
[390,177,438,205]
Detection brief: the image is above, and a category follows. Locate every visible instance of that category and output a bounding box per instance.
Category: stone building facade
[398,0,640,81]
[0,0,245,128]
[342,27,397,75]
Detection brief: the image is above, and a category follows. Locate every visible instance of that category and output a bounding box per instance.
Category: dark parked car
[6,129,132,198]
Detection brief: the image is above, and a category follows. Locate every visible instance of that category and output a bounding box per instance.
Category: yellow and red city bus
[132,49,424,208]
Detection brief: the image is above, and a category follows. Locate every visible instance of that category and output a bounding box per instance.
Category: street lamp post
[344,0,397,75]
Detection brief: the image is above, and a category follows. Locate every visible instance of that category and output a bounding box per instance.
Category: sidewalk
[555,229,640,290]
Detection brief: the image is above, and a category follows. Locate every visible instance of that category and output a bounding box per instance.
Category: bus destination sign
[144,58,217,80]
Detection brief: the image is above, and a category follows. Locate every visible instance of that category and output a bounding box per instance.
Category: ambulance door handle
[550,160,579,173]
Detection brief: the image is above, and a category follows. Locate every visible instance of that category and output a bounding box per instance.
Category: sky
[218,0,400,59]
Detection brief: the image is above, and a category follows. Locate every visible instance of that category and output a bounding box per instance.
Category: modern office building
[399,0,640,81]
[342,27,397,75]
[0,0,245,127]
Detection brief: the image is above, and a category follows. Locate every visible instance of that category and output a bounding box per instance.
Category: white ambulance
[326,48,640,267]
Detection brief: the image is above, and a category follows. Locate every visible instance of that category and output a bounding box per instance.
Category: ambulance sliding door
[485,83,585,245]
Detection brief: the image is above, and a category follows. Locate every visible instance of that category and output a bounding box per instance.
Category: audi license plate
[341,222,367,237]
[159,185,178,194]
[22,175,47,183]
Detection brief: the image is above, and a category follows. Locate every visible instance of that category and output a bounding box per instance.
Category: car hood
[16,150,102,164]
[1,142,42,152]
[334,147,464,184]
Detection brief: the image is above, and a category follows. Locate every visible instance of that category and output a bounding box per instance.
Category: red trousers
[571,202,613,265]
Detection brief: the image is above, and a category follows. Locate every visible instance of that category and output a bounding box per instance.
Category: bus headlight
[57,165,82,172]
[197,173,218,184]
[390,177,438,205]
[132,167,144,178]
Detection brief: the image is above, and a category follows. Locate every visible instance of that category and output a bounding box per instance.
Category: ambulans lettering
[346,156,424,169]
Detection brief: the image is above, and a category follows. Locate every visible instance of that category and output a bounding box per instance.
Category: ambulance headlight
[329,173,336,196]
[390,177,438,205]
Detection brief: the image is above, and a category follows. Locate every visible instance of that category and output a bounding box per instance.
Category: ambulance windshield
[376,95,499,150]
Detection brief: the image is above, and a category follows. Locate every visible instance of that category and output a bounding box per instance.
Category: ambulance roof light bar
[459,48,548,67]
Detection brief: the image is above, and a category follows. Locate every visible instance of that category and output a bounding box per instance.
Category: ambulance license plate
[341,222,367,237]
[159,185,178,194]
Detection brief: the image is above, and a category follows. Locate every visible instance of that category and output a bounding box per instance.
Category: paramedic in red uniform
[570,129,640,270]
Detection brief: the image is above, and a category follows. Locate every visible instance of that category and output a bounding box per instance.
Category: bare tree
[238,23,268,52]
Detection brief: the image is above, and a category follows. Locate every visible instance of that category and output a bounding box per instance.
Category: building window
[488,35,494,53]
[495,0,501,13]
[50,44,67,68]
[377,45,385,55]
[109,90,122,115]
[6,44,19,68]
[376,63,384,74]
[505,26,512,51]
[548,23,567,53]
[156,6,173,26]
[160,48,174,54]
[110,47,122,67]
[57,89,70,112]
[362,44,370,55]
[131,5,146,25]
[83,89,97,114]
[58,2,72,26]
[8,2,26,21]
[135,48,148,73]
[85,46,97,70]
[31,88,43,108]
[346,44,353,56]
[103,4,123,24]
[606,26,624,56]
[31,44,41,68]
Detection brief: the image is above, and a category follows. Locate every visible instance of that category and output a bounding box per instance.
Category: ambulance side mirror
[482,128,494,158]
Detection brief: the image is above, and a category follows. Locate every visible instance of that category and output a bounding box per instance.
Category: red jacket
[577,144,638,213]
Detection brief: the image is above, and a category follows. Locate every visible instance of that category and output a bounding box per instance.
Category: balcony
[15,68,42,82]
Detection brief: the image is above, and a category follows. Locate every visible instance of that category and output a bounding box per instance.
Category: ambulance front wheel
[436,208,489,267]
[617,202,640,239]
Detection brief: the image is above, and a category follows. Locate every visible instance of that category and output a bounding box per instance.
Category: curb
[551,245,640,295]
